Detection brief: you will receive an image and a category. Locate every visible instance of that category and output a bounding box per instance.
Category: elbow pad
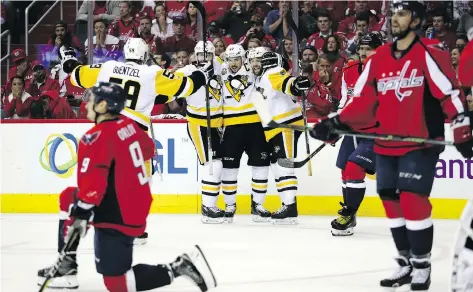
[63,59,81,74]
[188,71,207,95]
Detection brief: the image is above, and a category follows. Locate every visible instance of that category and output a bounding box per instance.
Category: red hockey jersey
[76,117,155,236]
[458,40,473,87]
[339,37,466,156]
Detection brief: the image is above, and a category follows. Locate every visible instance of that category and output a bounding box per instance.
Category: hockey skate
[37,255,79,289]
[337,202,357,226]
[379,256,413,288]
[410,257,431,291]
[201,205,225,224]
[171,245,217,292]
[331,205,356,236]
[271,203,298,225]
[251,201,271,222]
[224,204,236,223]
[134,232,148,245]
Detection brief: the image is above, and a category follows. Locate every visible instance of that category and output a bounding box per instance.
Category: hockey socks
[343,161,366,212]
[200,160,222,208]
[401,192,434,256]
[271,163,297,205]
[251,166,269,204]
[221,168,238,206]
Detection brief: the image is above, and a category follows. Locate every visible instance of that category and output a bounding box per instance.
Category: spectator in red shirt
[155,13,196,54]
[301,46,318,71]
[25,61,61,98]
[2,49,34,99]
[164,0,187,15]
[338,0,384,37]
[47,21,83,54]
[2,76,33,119]
[32,91,76,119]
[108,1,139,47]
[313,54,342,100]
[237,16,276,50]
[306,10,348,51]
[139,16,157,54]
[185,2,198,40]
[152,2,174,40]
[302,66,335,118]
[75,1,120,44]
[203,0,231,24]
[425,10,457,51]
[84,19,120,63]
[131,1,154,19]
[322,35,347,74]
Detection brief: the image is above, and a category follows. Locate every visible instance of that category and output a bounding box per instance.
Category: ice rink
[1,214,458,292]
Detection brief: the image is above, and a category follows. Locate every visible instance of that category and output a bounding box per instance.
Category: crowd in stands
[1,0,472,120]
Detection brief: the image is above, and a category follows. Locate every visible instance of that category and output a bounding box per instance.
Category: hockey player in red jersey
[458,28,473,87]
[38,82,217,292]
[331,33,382,237]
[310,1,473,290]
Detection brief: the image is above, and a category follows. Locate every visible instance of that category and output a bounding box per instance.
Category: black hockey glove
[310,114,350,143]
[59,46,80,74]
[291,76,310,96]
[197,61,214,81]
[68,200,94,239]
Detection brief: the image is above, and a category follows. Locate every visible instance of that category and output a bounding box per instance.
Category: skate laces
[387,258,412,280]
[256,204,267,212]
[335,214,352,225]
[411,266,431,283]
[225,204,236,212]
[275,205,288,214]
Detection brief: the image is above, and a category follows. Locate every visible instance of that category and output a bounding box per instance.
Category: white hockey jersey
[221,63,259,126]
[175,57,224,127]
[254,66,303,141]
[70,60,197,127]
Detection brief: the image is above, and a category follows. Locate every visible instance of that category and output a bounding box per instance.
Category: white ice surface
[0,214,457,292]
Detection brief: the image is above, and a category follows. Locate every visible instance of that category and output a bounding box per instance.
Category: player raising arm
[309,1,473,291]
[38,82,217,292]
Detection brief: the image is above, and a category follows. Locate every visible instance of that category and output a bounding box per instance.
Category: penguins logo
[225,75,251,102]
[208,76,222,101]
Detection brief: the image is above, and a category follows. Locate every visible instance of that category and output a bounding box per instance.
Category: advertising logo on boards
[40,133,188,178]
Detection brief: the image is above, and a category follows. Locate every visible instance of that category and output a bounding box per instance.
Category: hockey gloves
[291,76,311,96]
[310,114,349,143]
[452,115,473,158]
[59,46,80,74]
[197,61,214,82]
[68,200,95,239]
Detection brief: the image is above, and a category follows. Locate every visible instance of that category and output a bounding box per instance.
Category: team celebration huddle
[26,1,473,291]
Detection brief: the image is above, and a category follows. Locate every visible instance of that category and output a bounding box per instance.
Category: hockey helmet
[391,1,426,24]
[85,82,126,114]
[124,38,149,62]
[195,41,215,54]
[225,44,246,60]
[359,33,383,50]
[261,51,285,73]
[247,47,266,60]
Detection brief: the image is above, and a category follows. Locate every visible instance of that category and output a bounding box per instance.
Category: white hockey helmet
[194,40,215,54]
[247,47,266,60]
[225,44,245,60]
[124,38,149,62]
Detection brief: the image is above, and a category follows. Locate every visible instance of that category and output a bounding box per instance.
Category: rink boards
[1,120,472,218]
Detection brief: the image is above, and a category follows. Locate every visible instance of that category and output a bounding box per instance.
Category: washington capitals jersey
[458,39,473,87]
[254,66,303,141]
[339,36,466,155]
[175,57,224,127]
[338,60,363,112]
[70,61,199,127]
[221,63,258,125]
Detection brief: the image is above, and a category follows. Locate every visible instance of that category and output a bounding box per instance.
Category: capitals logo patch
[81,131,101,145]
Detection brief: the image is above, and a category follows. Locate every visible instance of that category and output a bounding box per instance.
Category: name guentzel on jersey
[113,66,140,78]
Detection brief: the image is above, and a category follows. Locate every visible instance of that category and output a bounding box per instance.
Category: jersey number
[79,142,149,185]
[109,77,141,110]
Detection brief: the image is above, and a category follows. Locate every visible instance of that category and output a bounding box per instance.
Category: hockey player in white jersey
[251,50,310,224]
[220,44,272,223]
[37,38,213,289]
[174,41,226,223]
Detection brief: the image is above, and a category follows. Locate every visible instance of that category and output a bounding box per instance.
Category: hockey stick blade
[278,140,334,168]
[267,120,310,132]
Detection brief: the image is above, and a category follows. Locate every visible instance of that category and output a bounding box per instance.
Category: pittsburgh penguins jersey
[221,63,258,126]
[70,60,198,127]
[175,57,224,127]
[254,66,303,141]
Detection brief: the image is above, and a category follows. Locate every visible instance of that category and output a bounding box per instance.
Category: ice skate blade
[189,245,217,291]
[37,275,79,289]
[252,215,271,222]
[331,227,354,236]
[271,217,298,225]
[133,237,147,245]
[224,217,235,223]
[201,216,224,224]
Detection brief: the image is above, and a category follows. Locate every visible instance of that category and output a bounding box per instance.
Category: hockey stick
[38,228,80,292]
[278,138,340,168]
[191,1,213,175]
[267,120,455,146]
[287,8,312,176]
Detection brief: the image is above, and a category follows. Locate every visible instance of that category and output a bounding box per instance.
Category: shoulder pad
[342,60,361,72]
